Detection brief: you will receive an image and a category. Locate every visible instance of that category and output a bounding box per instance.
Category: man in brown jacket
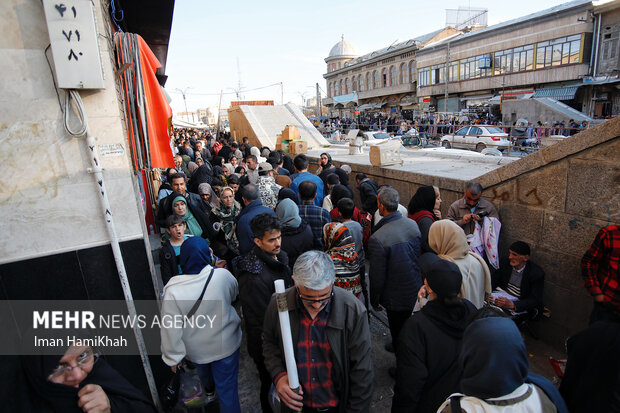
[447,181,499,236]
[262,250,374,412]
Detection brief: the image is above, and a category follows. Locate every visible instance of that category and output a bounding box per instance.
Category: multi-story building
[323,0,620,122]
[323,29,460,118]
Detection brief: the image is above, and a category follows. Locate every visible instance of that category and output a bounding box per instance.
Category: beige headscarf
[428,220,492,301]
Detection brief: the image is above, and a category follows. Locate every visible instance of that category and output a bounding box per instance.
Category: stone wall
[310,117,619,349]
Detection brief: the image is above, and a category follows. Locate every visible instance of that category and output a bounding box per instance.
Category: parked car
[361,131,396,146]
[440,125,512,152]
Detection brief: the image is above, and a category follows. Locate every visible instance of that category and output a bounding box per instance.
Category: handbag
[160,267,215,411]
[160,368,181,412]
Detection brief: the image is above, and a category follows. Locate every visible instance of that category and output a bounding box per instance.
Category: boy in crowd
[159,215,189,286]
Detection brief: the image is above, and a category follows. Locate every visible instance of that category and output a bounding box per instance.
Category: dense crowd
[16,129,619,413]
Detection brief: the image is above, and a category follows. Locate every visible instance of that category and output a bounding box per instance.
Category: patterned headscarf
[323,222,361,296]
[211,187,241,254]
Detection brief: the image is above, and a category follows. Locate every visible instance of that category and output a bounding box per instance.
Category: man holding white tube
[263,250,374,413]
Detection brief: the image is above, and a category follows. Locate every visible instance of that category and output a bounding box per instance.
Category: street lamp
[176,87,194,123]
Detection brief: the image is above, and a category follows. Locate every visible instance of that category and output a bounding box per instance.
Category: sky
[164,0,574,115]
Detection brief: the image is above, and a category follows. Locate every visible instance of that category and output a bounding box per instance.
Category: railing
[315,122,591,155]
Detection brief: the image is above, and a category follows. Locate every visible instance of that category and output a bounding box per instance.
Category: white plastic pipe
[274,279,300,391]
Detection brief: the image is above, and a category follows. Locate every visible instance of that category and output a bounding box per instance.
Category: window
[418,67,429,86]
[603,36,618,60]
[470,127,482,135]
[400,63,408,84]
[390,66,398,86]
[366,72,372,90]
[345,78,350,94]
[373,70,379,89]
[358,75,363,92]
[381,68,387,87]
[409,61,416,83]
[338,80,343,96]
[536,34,581,69]
[352,77,357,92]
[327,82,332,97]
[456,127,470,135]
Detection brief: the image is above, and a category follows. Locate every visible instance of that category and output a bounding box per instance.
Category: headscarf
[323,222,361,296]
[212,156,224,168]
[276,198,301,229]
[188,163,213,193]
[223,163,235,176]
[211,187,241,253]
[333,168,350,187]
[235,166,246,175]
[340,164,352,174]
[171,195,203,238]
[277,188,299,205]
[459,317,529,399]
[250,146,267,163]
[407,185,436,222]
[187,161,199,176]
[197,183,220,209]
[179,236,212,274]
[282,154,294,174]
[20,345,153,412]
[428,220,491,300]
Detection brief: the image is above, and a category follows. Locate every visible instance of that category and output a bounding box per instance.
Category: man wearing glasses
[262,251,374,413]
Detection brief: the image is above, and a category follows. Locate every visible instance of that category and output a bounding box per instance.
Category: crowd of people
[15,128,618,412]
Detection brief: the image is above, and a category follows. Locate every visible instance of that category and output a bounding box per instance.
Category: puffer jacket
[280,220,315,271]
[233,247,291,359]
[368,211,422,311]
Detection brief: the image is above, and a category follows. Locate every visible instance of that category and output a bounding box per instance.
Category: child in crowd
[159,215,189,286]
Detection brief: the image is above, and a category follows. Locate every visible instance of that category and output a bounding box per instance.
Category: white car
[440,125,512,152]
[361,131,396,146]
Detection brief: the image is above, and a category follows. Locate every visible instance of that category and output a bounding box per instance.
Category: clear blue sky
[164,0,572,114]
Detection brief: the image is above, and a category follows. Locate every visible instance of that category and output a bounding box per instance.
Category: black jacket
[158,241,178,286]
[392,299,476,413]
[281,220,315,271]
[492,258,545,315]
[357,178,379,215]
[233,247,291,359]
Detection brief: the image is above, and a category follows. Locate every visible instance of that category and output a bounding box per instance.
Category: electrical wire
[64,89,88,136]
[44,44,64,115]
[168,82,283,96]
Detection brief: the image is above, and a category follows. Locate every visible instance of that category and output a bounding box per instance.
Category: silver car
[440,125,512,152]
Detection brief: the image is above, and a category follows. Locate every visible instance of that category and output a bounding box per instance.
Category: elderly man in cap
[491,241,545,318]
[392,253,476,413]
[262,250,374,413]
[256,162,282,209]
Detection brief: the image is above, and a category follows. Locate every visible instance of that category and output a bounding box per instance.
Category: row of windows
[328,61,417,97]
[418,34,584,86]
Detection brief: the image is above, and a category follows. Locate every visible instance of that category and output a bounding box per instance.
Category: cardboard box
[289,140,307,154]
[369,140,402,166]
[281,125,300,141]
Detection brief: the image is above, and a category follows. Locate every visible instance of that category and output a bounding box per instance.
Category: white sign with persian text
[42,0,105,89]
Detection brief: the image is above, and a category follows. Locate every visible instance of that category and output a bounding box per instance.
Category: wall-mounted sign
[478,54,492,69]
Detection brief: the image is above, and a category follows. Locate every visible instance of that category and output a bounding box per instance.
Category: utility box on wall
[42,0,105,89]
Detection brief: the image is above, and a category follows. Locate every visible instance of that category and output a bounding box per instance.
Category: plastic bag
[179,364,206,408]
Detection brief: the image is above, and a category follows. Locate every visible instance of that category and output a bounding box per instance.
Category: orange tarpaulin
[137,36,174,169]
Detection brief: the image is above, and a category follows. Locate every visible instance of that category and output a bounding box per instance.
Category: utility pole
[280,82,284,105]
[316,82,321,122]
[216,89,223,139]
[236,58,243,100]
[444,43,450,114]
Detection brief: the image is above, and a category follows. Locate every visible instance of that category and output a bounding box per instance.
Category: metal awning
[532,86,579,101]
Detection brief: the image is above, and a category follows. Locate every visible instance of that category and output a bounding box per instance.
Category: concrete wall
[0,0,146,265]
[310,117,619,349]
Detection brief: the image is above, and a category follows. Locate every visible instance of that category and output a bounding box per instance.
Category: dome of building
[326,36,358,61]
